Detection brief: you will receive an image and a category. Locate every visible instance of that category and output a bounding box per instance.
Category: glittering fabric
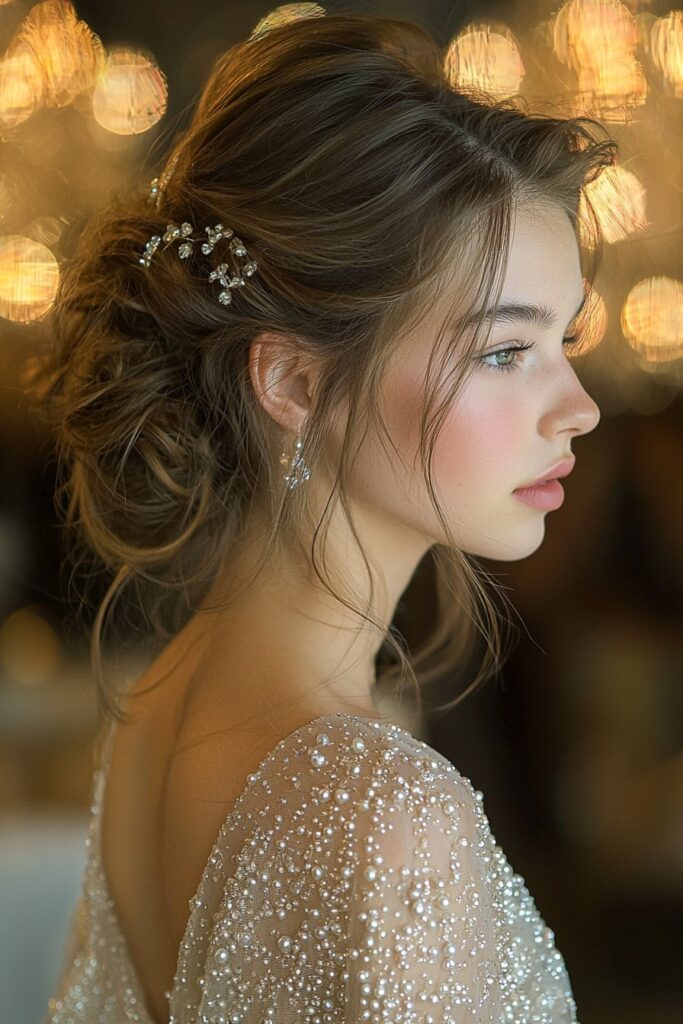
[44,711,580,1023]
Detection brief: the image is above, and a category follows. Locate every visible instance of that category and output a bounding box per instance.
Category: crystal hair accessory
[143,168,301,488]
[140,166,258,305]
[137,220,259,306]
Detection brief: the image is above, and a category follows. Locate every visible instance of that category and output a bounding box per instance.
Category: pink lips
[516,457,576,490]
[512,457,576,511]
[512,480,566,510]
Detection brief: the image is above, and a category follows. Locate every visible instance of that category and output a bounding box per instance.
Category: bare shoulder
[159,698,286,939]
[158,688,364,944]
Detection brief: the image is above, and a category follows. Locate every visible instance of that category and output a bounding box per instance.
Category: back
[100,672,354,1023]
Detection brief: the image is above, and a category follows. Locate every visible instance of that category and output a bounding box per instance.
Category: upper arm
[190,729,503,1023]
[344,767,502,1023]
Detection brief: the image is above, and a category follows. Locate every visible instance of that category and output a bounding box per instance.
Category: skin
[185,201,601,720]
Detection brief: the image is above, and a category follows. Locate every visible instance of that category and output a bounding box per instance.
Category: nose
[544,364,601,439]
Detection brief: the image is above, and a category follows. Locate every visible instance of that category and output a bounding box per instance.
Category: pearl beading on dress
[43,713,580,1024]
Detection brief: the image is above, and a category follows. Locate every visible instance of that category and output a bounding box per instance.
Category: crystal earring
[280,424,310,491]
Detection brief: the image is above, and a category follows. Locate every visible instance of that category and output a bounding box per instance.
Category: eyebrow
[457,292,587,330]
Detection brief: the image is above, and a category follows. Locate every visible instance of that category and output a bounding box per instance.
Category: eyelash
[478,335,579,374]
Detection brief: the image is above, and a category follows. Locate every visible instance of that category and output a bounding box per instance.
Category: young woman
[28,13,617,1024]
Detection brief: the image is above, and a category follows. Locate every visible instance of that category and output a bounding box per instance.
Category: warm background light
[0,605,64,687]
[0,235,60,322]
[621,276,683,365]
[579,162,649,246]
[571,285,608,356]
[650,11,683,97]
[0,42,45,128]
[553,0,638,74]
[444,21,525,100]
[14,0,105,110]
[0,0,106,129]
[574,55,648,122]
[91,46,167,135]
[553,0,647,121]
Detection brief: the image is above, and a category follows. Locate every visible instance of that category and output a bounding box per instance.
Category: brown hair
[22,13,618,726]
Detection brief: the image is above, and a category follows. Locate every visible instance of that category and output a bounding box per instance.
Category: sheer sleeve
[344,762,501,1022]
[176,715,577,1024]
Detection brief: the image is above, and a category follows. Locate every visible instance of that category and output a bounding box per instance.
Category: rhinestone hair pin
[138,169,258,306]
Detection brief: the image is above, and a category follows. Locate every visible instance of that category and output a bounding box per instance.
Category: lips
[516,457,576,490]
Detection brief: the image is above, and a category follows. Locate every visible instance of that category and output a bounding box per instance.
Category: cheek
[381,356,525,507]
[432,389,524,498]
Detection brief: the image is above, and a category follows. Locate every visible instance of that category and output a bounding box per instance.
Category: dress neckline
[90,709,386,1024]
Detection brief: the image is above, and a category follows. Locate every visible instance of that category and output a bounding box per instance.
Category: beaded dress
[44,710,580,1023]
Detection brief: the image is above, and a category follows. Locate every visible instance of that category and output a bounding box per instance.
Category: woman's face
[349,202,601,563]
[231,200,602,704]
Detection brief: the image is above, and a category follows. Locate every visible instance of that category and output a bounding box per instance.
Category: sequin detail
[43,712,580,1023]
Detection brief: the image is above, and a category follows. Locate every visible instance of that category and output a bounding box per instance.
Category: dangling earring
[280,423,310,491]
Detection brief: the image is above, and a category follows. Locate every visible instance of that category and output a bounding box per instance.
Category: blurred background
[0,1,680,1022]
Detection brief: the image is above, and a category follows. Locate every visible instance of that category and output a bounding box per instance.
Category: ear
[248,331,319,432]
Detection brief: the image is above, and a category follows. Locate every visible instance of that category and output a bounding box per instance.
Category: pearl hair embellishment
[138,219,259,305]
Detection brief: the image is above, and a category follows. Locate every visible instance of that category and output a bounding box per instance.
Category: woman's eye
[478,335,579,374]
[477,341,534,374]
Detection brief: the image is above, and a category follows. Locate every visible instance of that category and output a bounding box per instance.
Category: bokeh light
[574,55,648,122]
[0,41,45,129]
[0,235,60,322]
[14,0,106,110]
[571,284,608,356]
[553,0,647,121]
[0,604,64,687]
[553,0,638,74]
[621,276,683,364]
[444,21,525,100]
[91,46,167,135]
[579,162,649,246]
[650,11,683,97]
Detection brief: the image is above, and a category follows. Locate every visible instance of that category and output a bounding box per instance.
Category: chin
[470,521,546,561]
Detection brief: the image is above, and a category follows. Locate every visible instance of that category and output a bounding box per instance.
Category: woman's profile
[26,12,619,1024]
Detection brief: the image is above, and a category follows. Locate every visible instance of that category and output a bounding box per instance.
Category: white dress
[44,710,580,1023]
